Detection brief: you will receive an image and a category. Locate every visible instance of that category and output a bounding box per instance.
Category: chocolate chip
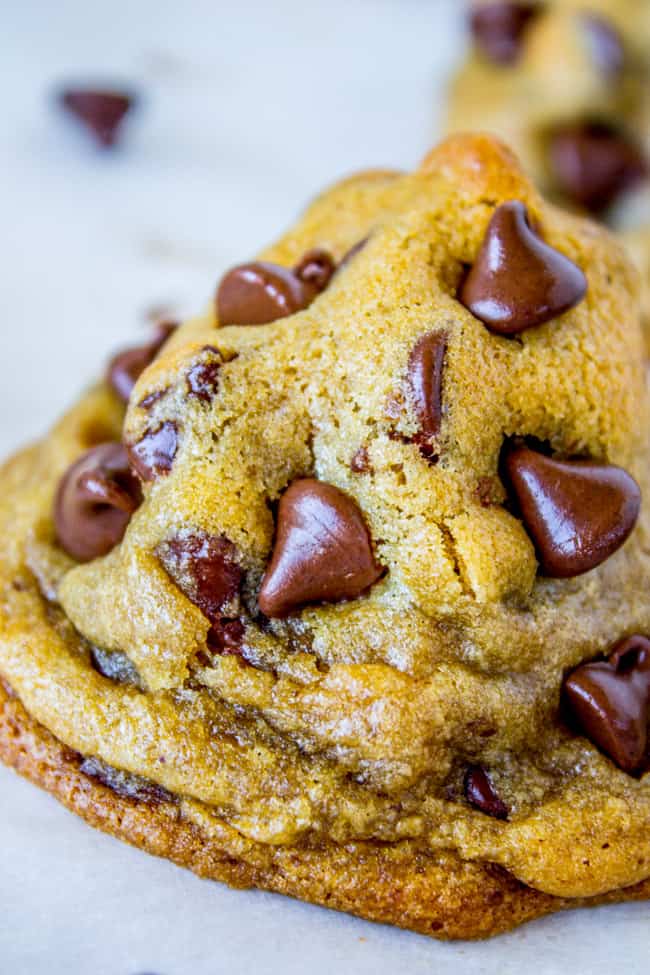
[138,388,168,410]
[157,531,242,621]
[187,349,221,403]
[80,756,174,805]
[464,765,509,819]
[207,618,246,655]
[460,201,587,334]
[90,645,141,687]
[564,636,650,772]
[504,443,640,577]
[216,249,335,327]
[59,88,136,147]
[258,478,384,618]
[54,443,142,562]
[549,123,648,213]
[406,332,447,459]
[127,421,179,482]
[582,14,625,78]
[293,248,336,292]
[470,2,541,64]
[108,321,177,403]
[350,446,372,474]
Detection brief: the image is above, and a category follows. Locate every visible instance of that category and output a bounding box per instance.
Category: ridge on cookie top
[1,132,650,937]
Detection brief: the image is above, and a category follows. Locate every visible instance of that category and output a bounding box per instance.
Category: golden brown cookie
[448,0,650,346]
[2,133,650,939]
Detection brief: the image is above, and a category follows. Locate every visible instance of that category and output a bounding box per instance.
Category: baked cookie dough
[448,0,650,343]
[2,133,650,939]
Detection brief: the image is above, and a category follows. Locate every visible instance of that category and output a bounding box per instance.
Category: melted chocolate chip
[470,2,541,64]
[504,443,640,577]
[350,446,372,474]
[80,756,174,805]
[54,443,142,562]
[127,421,178,482]
[460,201,587,334]
[187,350,221,403]
[258,478,384,618]
[59,88,136,147]
[582,14,625,77]
[406,332,447,459]
[207,618,246,655]
[464,765,509,819]
[293,248,336,292]
[157,532,242,622]
[108,321,177,404]
[90,645,141,687]
[549,123,648,213]
[564,636,650,772]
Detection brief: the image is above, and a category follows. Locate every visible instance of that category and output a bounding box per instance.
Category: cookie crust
[3,676,650,941]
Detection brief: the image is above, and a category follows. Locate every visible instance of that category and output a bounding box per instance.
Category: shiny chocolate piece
[582,14,625,77]
[108,321,177,404]
[127,421,179,482]
[549,123,648,213]
[258,478,384,618]
[464,765,509,819]
[470,2,540,64]
[157,531,242,622]
[59,88,136,147]
[293,248,336,292]
[406,331,447,459]
[564,636,650,772]
[187,349,221,404]
[504,443,640,577]
[54,443,141,562]
[460,201,587,334]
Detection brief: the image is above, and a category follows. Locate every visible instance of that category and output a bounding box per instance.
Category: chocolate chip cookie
[448,0,650,345]
[2,133,650,939]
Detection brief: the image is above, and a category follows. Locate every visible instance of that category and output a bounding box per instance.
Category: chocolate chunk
[464,765,509,819]
[54,443,142,562]
[59,88,135,147]
[470,2,541,64]
[582,14,625,77]
[216,249,335,327]
[564,636,650,772]
[108,321,177,403]
[549,123,648,213]
[216,262,309,326]
[350,446,372,474]
[207,618,246,655]
[258,478,384,618]
[293,248,336,292]
[187,349,221,403]
[127,421,179,482]
[406,332,447,459]
[157,531,242,621]
[504,443,640,577]
[460,201,587,334]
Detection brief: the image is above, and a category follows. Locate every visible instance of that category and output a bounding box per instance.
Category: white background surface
[1,2,649,972]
